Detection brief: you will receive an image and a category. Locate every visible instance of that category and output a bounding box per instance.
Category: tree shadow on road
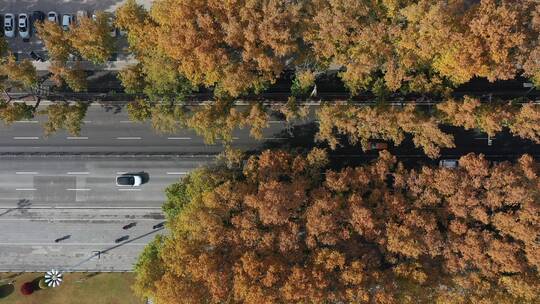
[252,122,320,154]
[0,199,32,218]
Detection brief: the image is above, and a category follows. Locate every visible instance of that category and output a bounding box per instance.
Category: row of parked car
[3,10,119,39]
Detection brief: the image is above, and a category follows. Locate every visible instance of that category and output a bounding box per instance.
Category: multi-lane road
[0,156,213,271]
[0,102,296,271]
[0,208,164,271]
[1,100,540,271]
[0,103,292,154]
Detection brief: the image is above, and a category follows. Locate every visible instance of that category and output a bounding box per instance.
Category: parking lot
[0,0,152,54]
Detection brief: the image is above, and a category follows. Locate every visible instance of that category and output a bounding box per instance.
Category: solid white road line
[15,120,39,123]
[232,137,240,140]
[120,120,133,123]
[118,188,141,191]
[116,137,142,140]
[166,172,188,175]
[67,137,89,140]
[269,120,285,124]
[15,188,36,191]
[83,120,92,123]
[67,172,89,175]
[116,171,127,175]
[15,172,38,175]
[66,188,91,191]
[167,137,191,140]
[13,137,39,140]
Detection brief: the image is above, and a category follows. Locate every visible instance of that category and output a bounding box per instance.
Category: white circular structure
[44,269,63,288]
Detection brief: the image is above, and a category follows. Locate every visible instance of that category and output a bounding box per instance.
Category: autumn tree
[127,99,153,122]
[118,64,145,95]
[36,21,72,62]
[0,56,38,90]
[509,103,540,144]
[0,100,35,125]
[316,103,454,158]
[68,12,115,64]
[150,103,187,134]
[272,96,309,123]
[49,61,87,92]
[135,150,540,303]
[437,96,513,136]
[40,102,89,136]
[116,1,195,101]
[125,0,307,97]
[186,101,270,144]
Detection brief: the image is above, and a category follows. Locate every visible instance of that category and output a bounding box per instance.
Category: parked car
[18,13,30,38]
[76,10,88,23]
[3,14,15,38]
[108,16,117,37]
[439,159,459,169]
[62,14,73,30]
[368,141,388,150]
[47,11,58,23]
[116,174,143,187]
[31,11,45,32]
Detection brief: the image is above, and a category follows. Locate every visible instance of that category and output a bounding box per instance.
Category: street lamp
[44,269,63,288]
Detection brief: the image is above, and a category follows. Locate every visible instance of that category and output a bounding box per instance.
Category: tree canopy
[116,0,540,97]
[134,149,540,303]
[317,99,540,158]
[40,102,89,136]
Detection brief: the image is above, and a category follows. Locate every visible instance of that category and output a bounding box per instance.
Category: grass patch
[0,272,143,304]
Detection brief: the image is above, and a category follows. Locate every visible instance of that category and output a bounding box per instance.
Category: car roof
[117,176,135,184]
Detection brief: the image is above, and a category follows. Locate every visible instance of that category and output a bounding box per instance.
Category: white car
[116,174,143,187]
[47,11,58,23]
[3,14,15,38]
[18,13,30,38]
[76,10,88,20]
[62,14,73,31]
[439,159,459,169]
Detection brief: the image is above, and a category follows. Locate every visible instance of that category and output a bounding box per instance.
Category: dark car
[31,11,45,33]
[368,141,389,151]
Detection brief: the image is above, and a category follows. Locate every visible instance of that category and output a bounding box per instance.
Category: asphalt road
[0,156,214,207]
[0,207,164,271]
[0,103,294,154]
[0,155,205,271]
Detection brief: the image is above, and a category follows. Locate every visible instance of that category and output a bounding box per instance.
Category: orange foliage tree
[134,150,540,303]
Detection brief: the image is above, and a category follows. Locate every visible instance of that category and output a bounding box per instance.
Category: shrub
[20,282,33,295]
[38,277,48,290]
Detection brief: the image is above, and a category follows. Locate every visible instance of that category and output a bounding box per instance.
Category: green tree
[40,102,89,136]
[0,100,35,125]
[118,64,146,94]
[150,103,187,134]
[0,56,38,89]
[127,99,153,122]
